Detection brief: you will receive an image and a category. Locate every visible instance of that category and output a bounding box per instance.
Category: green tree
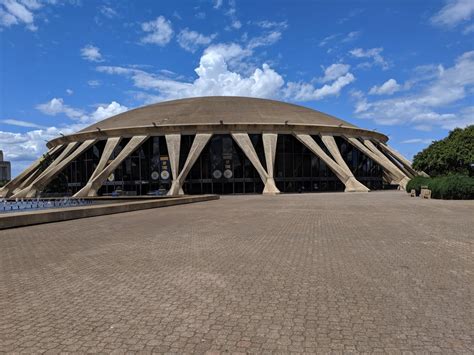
[412,125,474,176]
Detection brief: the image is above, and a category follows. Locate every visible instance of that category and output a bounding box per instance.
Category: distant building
[0,150,11,182]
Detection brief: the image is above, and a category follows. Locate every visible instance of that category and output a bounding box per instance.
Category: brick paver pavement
[0,191,473,353]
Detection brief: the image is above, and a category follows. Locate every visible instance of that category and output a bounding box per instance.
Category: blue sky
[1,0,473,177]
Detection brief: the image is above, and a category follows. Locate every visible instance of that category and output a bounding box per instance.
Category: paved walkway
[0,191,473,353]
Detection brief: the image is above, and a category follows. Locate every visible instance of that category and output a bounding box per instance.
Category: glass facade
[44,133,384,196]
[180,134,263,195]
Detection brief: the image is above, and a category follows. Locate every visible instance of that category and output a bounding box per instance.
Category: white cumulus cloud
[319,63,351,83]
[89,101,128,123]
[141,16,173,45]
[97,41,356,103]
[98,45,285,101]
[36,98,85,120]
[369,79,401,95]
[80,44,103,62]
[285,72,355,101]
[36,97,128,124]
[177,29,216,53]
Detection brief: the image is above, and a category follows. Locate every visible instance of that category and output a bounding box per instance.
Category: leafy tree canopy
[412,125,474,176]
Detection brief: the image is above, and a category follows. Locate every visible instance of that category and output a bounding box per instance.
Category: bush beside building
[408,126,474,200]
[407,175,474,200]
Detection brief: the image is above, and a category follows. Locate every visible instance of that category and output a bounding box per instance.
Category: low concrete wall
[0,195,219,230]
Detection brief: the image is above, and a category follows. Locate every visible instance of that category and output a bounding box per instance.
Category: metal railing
[0,198,94,213]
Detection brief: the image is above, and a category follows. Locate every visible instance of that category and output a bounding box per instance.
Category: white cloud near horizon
[141,16,173,45]
[80,44,103,62]
[1,99,129,176]
[369,78,401,95]
[431,0,474,28]
[0,118,46,129]
[400,138,435,144]
[353,51,474,130]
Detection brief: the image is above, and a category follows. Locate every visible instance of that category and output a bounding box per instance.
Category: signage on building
[160,156,170,181]
[223,156,232,179]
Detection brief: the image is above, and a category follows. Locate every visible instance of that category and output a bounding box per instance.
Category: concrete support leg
[22,140,96,198]
[320,134,369,192]
[295,133,368,192]
[12,146,65,195]
[165,134,183,196]
[262,133,280,194]
[79,135,148,197]
[377,142,428,177]
[232,133,274,194]
[12,142,80,198]
[363,139,412,189]
[0,145,62,198]
[73,137,121,198]
[169,133,212,196]
[344,137,410,190]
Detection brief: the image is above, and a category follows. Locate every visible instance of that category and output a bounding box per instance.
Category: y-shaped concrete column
[377,142,428,177]
[77,135,148,197]
[344,137,410,189]
[165,134,184,196]
[0,145,62,198]
[295,134,369,192]
[168,133,212,196]
[11,142,80,198]
[262,133,280,194]
[232,133,279,194]
[15,140,96,198]
[320,134,370,192]
[73,137,121,197]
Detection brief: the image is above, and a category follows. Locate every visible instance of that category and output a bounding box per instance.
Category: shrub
[406,176,431,196]
[406,175,474,199]
[430,175,474,200]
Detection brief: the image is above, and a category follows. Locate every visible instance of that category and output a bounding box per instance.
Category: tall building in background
[0,150,11,182]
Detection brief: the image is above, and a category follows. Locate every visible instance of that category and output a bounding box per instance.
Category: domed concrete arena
[1,96,424,198]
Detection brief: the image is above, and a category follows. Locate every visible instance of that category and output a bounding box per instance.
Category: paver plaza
[1,191,473,353]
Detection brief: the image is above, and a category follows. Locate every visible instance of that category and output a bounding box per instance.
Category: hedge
[406,175,474,200]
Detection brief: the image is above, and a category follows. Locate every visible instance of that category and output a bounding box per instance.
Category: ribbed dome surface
[80,96,356,132]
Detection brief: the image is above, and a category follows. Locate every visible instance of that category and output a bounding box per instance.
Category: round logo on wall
[212,169,222,179]
[160,170,170,180]
[107,173,115,182]
[151,171,160,180]
[223,169,233,179]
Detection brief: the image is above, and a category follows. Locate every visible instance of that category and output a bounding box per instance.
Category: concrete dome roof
[80,96,356,133]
